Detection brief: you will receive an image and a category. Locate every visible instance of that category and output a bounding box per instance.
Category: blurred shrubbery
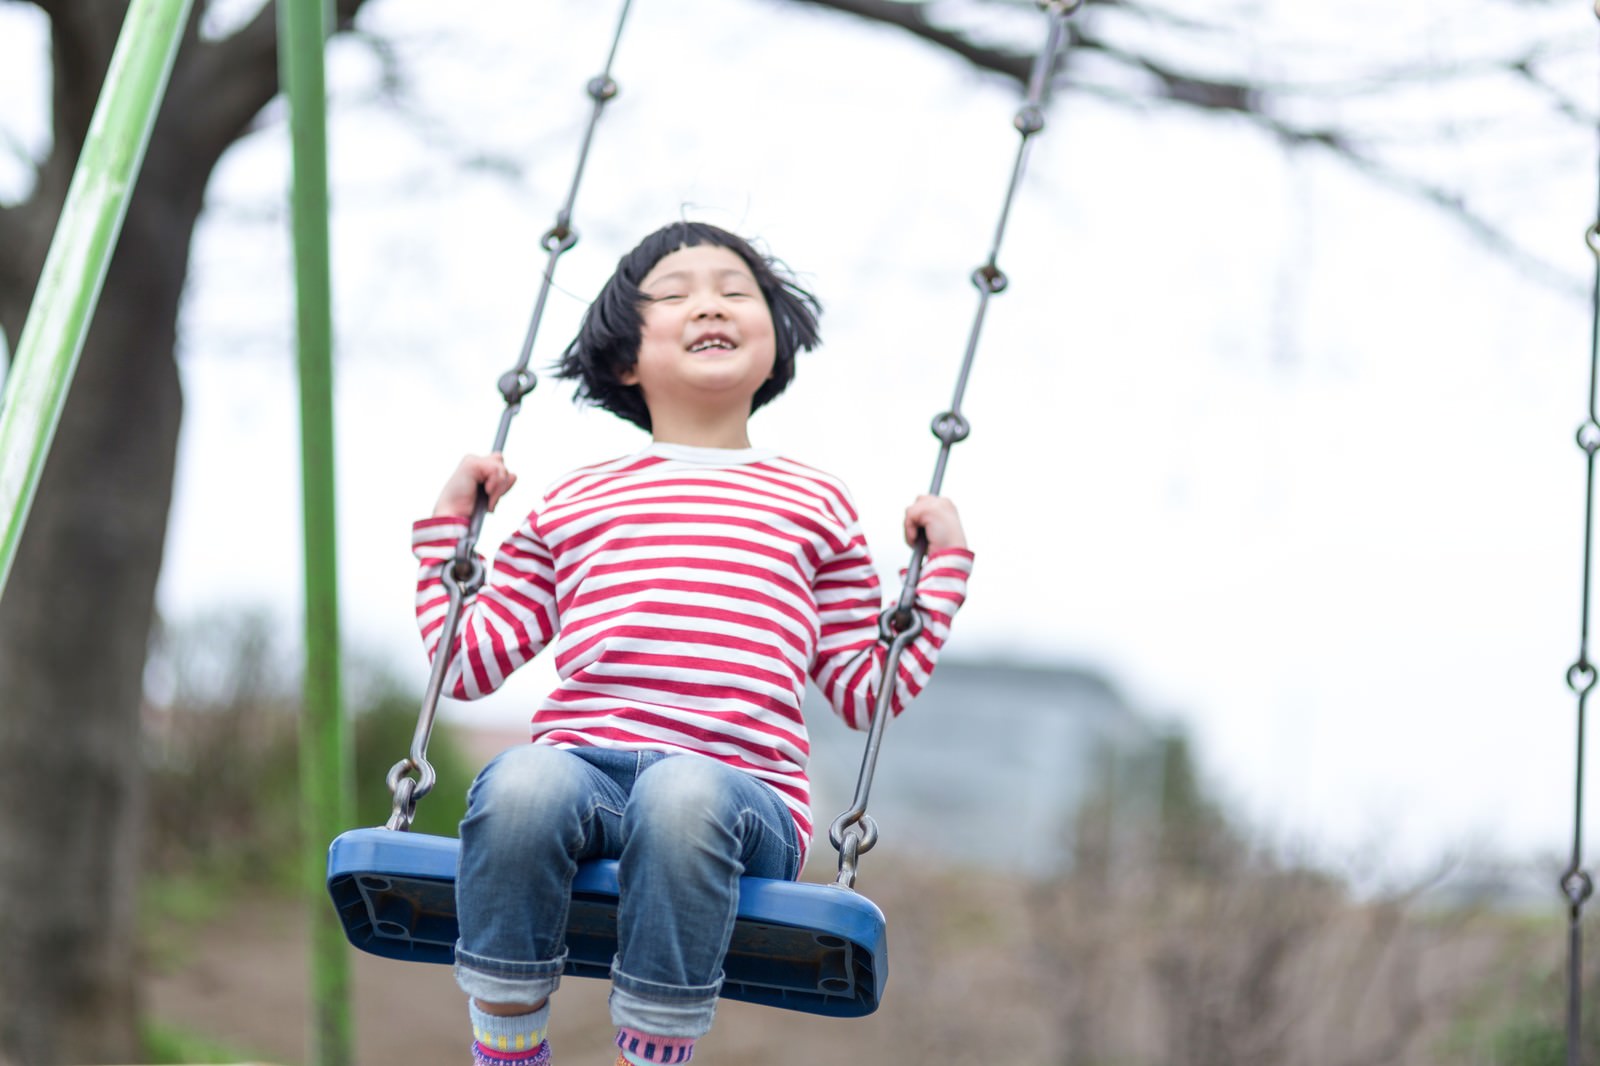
[140,610,474,891]
[1013,731,1587,1066]
[820,721,1594,1065]
[133,613,1592,1064]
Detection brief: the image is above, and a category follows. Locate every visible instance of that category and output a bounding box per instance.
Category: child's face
[624,244,777,424]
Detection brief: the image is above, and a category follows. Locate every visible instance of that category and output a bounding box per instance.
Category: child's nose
[692,294,728,318]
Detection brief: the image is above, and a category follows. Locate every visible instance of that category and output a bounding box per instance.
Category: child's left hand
[904,495,967,551]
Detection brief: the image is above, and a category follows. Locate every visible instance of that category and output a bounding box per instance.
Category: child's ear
[619,365,639,386]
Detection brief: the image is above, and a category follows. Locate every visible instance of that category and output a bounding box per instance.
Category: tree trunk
[0,45,205,1051]
[0,198,188,1064]
[0,3,275,1060]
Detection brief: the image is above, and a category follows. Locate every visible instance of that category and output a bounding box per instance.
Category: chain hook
[449,547,487,593]
[834,826,861,888]
[878,602,926,645]
[498,369,538,406]
[1563,867,1595,908]
[971,263,1009,294]
[384,772,419,830]
[830,813,879,890]
[541,225,579,254]
[829,812,880,855]
[386,756,436,802]
[1568,659,1597,696]
[931,411,972,446]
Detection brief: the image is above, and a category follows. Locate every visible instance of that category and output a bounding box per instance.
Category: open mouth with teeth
[688,336,736,353]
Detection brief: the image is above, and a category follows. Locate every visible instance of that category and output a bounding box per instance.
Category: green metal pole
[0,0,193,603]
[278,0,352,1063]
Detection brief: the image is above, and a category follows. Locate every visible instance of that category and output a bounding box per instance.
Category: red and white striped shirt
[413,442,974,859]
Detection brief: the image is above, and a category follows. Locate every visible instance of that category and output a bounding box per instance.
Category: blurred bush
[1013,729,1586,1065]
[135,614,1593,1064]
[141,609,474,890]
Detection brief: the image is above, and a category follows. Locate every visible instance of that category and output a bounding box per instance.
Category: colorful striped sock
[470,1000,551,1065]
[475,1043,549,1066]
[615,1027,695,1064]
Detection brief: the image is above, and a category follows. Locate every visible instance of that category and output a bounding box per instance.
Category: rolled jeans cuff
[454,941,566,1006]
[608,964,720,1037]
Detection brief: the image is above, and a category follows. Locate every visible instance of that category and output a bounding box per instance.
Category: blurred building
[802,658,1164,878]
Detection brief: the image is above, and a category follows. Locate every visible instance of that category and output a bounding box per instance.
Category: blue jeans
[453,745,802,1036]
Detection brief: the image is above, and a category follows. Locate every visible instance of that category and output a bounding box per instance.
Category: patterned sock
[615,1027,695,1065]
[469,1000,551,1065]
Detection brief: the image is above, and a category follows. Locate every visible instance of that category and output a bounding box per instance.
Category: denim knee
[608,754,799,1029]
[455,745,626,1001]
[462,744,613,852]
[621,755,799,877]
[623,755,742,853]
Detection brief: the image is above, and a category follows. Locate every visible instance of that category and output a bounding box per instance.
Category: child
[414,221,974,1065]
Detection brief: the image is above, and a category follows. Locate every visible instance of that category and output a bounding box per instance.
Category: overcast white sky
[4,0,1599,878]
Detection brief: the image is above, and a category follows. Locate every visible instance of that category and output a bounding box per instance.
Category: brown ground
[141,728,1052,1065]
[136,727,1547,1065]
[140,866,1051,1066]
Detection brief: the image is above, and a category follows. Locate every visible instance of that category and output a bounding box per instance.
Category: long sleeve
[413,510,560,700]
[810,521,974,730]
[409,445,972,860]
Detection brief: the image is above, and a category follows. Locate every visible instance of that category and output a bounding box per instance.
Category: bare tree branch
[39,0,120,172]
[1074,31,1259,112]
[168,3,280,179]
[1073,71,1585,297]
[791,0,1586,293]
[784,0,1035,83]
[1510,56,1597,127]
[172,0,375,187]
[0,205,24,302]
[15,0,68,21]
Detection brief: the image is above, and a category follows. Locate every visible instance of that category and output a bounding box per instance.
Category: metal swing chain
[829,0,1079,889]
[385,0,636,830]
[1563,6,1600,1054]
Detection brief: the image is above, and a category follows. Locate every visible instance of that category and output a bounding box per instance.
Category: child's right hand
[433,453,517,518]
[903,494,967,551]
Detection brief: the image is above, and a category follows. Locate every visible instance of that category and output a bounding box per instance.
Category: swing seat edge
[326,826,887,1017]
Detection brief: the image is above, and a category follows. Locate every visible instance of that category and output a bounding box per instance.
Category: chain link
[830,1,1077,889]
[1561,12,1600,1058]
[384,0,635,830]
[382,1,1072,847]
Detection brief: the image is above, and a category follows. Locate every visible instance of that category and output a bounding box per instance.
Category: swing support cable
[1562,8,1600,1059]
[384,0,635,831]
[828,0,1079,890]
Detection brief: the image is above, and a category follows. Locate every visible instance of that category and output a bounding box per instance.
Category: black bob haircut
[554,221,822,431]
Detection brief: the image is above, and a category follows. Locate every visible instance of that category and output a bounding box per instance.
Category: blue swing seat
[326,826,888,1017]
